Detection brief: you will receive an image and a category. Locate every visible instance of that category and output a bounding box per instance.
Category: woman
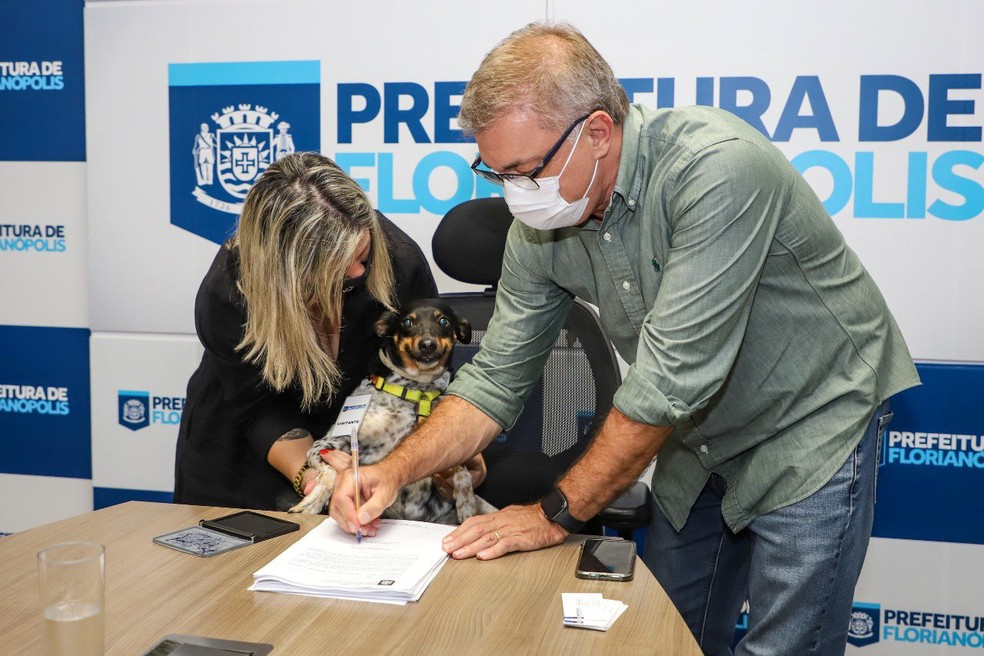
[174,152,482,510]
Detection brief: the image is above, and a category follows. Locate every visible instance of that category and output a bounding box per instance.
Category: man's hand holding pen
[329,463,394,538]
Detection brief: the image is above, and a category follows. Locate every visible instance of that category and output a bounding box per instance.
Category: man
[330,22,918,655]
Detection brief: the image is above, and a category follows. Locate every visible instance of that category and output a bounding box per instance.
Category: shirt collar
[602,103,645,225]
[574,104,646,234]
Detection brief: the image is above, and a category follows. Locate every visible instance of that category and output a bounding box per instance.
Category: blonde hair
[234,152,396,410]
[458,22,629,136]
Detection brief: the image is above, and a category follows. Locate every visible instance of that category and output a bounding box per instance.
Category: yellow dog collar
[369,375,442,418]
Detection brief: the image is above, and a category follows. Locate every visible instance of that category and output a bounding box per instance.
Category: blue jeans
[643,402,893,656]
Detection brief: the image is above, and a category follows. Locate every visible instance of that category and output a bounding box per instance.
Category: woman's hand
[300,449,354,496]
[319,448,353,471]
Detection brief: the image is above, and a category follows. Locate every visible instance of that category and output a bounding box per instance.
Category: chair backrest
[432,198,622,512]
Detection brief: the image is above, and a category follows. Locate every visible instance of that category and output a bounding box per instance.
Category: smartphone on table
[198,510,299,542]
[575,537,637,581]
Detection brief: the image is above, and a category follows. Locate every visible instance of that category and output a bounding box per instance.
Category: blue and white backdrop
[1,1,981,652]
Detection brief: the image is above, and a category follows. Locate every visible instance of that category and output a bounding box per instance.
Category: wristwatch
[540,487,584,533]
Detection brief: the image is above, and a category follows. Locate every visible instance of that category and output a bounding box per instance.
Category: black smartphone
[575,538,637,581]
[199,510,299,543]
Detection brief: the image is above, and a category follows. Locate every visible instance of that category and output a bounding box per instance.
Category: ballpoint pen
[350,430,362,543]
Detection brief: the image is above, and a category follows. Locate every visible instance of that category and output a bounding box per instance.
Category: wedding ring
[493,530,501,542]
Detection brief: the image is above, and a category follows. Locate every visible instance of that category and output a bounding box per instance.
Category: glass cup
[37,541,105,656]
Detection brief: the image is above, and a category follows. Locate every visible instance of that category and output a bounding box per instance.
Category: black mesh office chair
[432,197,650,538]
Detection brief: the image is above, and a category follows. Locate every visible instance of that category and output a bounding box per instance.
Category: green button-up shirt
[448,103,919,532]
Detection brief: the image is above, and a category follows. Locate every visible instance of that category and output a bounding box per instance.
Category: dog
[289,298,496,524]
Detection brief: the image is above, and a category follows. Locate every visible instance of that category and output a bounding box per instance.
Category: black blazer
[173,213,438,510]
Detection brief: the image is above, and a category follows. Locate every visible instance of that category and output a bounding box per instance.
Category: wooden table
[0,501,700,655]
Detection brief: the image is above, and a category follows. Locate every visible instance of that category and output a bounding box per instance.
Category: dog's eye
[438,316,450,328]
[401,317,413,329]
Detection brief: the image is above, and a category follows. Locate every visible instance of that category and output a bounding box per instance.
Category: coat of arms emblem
[192,104,295,214]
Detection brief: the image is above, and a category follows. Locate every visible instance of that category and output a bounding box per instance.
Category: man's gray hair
[458,22,629,136]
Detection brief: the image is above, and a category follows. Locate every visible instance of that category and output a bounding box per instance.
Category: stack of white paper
[562,593,628,631]
[250,517,450,605]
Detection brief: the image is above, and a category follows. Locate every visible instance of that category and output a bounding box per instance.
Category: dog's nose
[418,338,437,355]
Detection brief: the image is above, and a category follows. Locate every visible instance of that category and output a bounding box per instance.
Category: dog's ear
[455,316,472,345]
[375,310,400,337]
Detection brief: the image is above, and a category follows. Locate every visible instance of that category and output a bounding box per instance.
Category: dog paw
[475,496,498,515]
[288,495,325,514]
[450,466,480,522]
[288,502,322,514]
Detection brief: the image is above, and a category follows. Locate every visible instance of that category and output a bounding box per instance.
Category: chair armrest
[596,480,651,529]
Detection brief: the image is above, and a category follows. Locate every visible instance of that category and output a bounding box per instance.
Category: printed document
[250,517,450,605]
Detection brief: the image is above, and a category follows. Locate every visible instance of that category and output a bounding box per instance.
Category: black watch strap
[540,487,584,534]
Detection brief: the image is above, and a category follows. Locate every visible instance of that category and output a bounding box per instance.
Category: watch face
[542,488,584,533]
[542,488,568,519]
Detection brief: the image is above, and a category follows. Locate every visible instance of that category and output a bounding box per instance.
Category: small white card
[329,393,371,437]
[562,592,628,631]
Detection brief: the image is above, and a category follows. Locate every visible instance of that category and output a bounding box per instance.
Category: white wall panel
[85,0,546,334]
[0,474,92,534]
[550,0,984,362]
[853,537,984,654]
[89,332,202,493]
[0,162,88,328]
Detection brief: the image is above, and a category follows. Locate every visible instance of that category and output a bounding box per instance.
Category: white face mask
[502,124,598,230]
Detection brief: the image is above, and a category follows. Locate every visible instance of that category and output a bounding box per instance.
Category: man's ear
[375,311,400,337]
[587,110,615,160]
[456,317,472,345]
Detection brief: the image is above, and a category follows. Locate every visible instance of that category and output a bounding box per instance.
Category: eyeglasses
[470,113,592,190]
